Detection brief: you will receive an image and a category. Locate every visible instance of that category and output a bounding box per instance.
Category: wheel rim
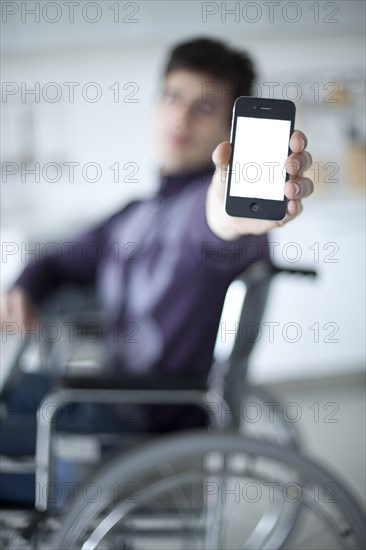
[50,431,365,550]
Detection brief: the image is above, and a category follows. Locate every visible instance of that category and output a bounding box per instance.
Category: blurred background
[1,0,365,507]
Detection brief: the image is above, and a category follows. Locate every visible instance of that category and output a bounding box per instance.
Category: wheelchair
[1,260,365,549]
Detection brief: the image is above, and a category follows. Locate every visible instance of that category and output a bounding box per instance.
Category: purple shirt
[15,168,269,376]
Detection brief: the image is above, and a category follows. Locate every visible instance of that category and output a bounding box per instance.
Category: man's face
[152,69,232,175]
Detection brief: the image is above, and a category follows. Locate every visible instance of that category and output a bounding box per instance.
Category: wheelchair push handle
[271,264,317,278]
[241,259,318,286]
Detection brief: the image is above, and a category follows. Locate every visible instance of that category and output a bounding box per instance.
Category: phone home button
[249,202,261,214]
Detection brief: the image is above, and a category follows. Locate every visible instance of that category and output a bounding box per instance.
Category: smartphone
[225,97,296,220]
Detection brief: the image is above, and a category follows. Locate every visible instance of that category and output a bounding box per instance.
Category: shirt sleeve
[184,184,270,278]
[13,225,105,306]
[13,201,139,306]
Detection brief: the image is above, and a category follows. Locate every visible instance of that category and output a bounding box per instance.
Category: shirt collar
[157,163,216,199]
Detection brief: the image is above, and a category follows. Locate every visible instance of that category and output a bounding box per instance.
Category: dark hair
[164,37,256,121]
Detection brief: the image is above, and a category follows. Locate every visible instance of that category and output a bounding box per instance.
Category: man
[1,38,313,376]
[0,38,313,504]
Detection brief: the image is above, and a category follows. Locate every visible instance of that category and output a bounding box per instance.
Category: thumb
[211,141,232,200]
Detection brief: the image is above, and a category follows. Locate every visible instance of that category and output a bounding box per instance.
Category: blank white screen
[229,116,291,201]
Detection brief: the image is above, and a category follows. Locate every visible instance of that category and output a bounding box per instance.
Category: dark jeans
[0,372,208,507]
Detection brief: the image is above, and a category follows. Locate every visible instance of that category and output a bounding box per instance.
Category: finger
[211,141,232,199]
[287,198,303,217]
[0,294,10,324]
[275,199,303,227]
[11,290,25,327]
[290,130,308,153]
[301,151,313,171]
[285,151,313,176]
[212,140,232,169]
[285,177,314,200]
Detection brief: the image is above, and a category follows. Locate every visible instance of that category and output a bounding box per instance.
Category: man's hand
[0,287,39,332]
[206,130,314,240]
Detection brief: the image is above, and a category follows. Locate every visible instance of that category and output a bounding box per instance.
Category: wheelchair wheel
[49,430,365,550]
[239,387,301,450]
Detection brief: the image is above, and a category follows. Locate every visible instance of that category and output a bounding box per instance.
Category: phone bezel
[225,96,296,221]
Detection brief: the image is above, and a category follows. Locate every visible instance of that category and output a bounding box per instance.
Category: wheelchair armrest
[61,373,208,392]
